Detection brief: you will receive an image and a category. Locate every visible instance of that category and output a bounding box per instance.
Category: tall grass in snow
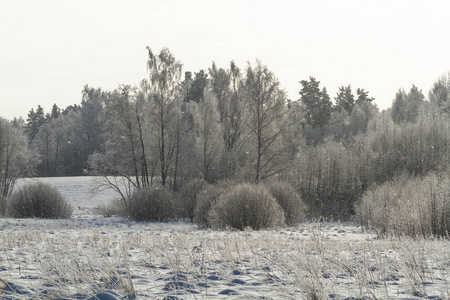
[1,218,449,299]
[356,173,450,238]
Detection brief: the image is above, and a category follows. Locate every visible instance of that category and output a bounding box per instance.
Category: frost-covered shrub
[193,181,235,228]
[0,195,6,217]
[127,186,174,222]
[355,173,450,238]
[264,181,306,225]
[177,179,208,222]
[7,182,72,219]
[208,184,285,230]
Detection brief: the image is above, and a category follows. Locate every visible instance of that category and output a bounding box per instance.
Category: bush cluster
[355,173,450,238]
[122,180,306,230]
[208,184,285,230]
[264,181,306,226]
[126,186,175,222]
[7,182,73,219]
[193,181,235,228]
[177,179,208,222]
[191,181,306,230]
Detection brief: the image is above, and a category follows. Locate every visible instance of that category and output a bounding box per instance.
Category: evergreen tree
[25,105,47,142]
[392,86,424,123]
[391,89,407,124]
[190,70,208,102]
[334,85,354,113]
[62,104,81,116]
[299,77,332,128]
[181,71,193,102]
[355,88,374,105]
[50,103,61,119]
[429,73,450,114]
[405,85,425,123]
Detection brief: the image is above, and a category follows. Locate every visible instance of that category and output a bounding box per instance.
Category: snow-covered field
[1,177,449,299]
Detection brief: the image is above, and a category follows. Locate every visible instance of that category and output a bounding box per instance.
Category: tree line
[1,47,449,218]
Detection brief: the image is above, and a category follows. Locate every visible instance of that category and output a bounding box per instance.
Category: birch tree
[0,118,35,214]
[89,85,156,203]
[209,62,248,179]
[141,47,183,186]
[193,88,222,182]
[245,61,291,183]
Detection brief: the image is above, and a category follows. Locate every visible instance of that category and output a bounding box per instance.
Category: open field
[1,177,449,299]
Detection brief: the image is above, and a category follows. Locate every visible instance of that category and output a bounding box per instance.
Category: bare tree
[209,62,248,179]
[210,61,246,152]
[245,61,292,183]
[89,85,155,203]
[141,47,183,186]
[0,118,36,214]
[192,88,222,182]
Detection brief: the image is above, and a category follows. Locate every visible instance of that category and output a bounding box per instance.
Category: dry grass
[95,198,126,217]
[0,219,449,299]
[356,172,450,238]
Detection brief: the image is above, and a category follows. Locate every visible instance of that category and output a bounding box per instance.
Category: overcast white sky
[1,0,450,120]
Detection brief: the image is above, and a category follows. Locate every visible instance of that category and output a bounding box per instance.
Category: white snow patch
[0,177,449,299]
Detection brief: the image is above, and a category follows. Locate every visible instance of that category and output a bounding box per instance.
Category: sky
[1,0,450,120]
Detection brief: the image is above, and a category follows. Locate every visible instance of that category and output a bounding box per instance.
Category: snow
[1,177,449,299]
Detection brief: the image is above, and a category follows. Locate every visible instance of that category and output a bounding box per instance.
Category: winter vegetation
[0,179,449,299]
[6,181,72,219]
[0,47,450,298]
[3,48,448,224]
[356,172,450,239]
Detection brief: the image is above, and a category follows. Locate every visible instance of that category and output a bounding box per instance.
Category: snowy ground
[1,177,449,299]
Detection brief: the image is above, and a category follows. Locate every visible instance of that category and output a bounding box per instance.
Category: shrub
[208,184,285,230]
[177,179,208,222]
[290,140,370,219]
[0,195,6,217]
[127,186,175,222]
[7,182,72,219]
[355,173,450,238]
[288,110,450,220]
[193,181,235,228]
[264,181,306,225]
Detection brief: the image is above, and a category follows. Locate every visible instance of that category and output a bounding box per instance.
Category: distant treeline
[1,47,449,218]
